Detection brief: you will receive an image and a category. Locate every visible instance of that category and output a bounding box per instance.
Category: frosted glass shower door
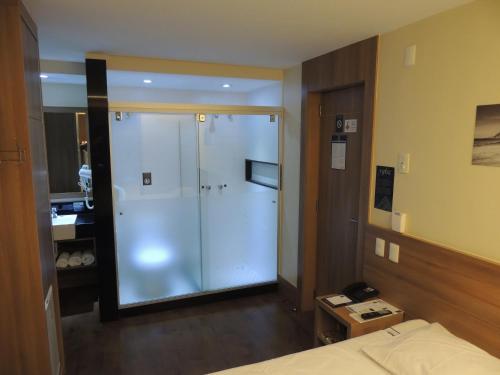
[110,112,202,306]
[199,114,279,291]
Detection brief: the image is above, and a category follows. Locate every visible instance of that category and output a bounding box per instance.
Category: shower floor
[203,262,276,292]
[119,262,276,307]
[119,269,201,307]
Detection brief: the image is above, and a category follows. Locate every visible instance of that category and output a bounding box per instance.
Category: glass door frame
[108,102,284,308]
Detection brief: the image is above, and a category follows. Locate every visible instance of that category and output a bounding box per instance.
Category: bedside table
[314,294,404,347]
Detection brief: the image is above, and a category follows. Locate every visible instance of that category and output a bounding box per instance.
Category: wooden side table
[314,294,404,346]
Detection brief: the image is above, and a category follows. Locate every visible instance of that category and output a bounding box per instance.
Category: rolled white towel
[56,252,70,268]
[68,251,82,267]
[82,250,95,266]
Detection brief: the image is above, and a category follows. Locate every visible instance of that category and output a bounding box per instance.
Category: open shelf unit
[54,237,98,316]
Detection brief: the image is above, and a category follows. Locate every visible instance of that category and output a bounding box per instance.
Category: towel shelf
[55,236,99,316]
[57,265,98,289]
[57,263,97,273]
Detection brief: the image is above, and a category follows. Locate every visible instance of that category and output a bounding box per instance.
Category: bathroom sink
[52,214,77,241]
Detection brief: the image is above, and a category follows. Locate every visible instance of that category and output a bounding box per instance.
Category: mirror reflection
[43,108,90,197]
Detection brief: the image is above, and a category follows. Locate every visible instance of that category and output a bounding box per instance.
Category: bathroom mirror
[43,107,90,199]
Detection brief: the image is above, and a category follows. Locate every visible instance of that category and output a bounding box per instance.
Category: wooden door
[316,85,364,295]
[0,2,63,374]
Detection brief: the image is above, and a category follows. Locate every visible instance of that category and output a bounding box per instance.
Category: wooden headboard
[363,225,500,357]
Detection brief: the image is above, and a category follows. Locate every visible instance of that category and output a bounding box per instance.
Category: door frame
[297,37,379,311]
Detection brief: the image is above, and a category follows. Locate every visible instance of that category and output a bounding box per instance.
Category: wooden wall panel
[298,37,378,311]
[363,225,500,357]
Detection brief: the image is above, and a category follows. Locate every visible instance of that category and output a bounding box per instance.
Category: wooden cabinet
[22,15,43,121]
[0,2,64,374]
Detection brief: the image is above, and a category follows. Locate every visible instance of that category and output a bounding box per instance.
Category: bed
[212,319,500,374]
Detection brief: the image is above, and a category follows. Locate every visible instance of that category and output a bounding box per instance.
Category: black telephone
[342,282,379,302]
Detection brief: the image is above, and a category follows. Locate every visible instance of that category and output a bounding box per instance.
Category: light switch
[142,172,152,186]
[389,243,400,263]
[375,238,385,257]
[398,153,410,174]
[404,45,417,67]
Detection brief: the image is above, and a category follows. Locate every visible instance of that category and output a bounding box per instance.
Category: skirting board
[278,275,299,308]
[119,283,278,318]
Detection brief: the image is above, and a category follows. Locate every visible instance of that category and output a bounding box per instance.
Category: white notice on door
[332,140,346,170]
[344,119,358,133]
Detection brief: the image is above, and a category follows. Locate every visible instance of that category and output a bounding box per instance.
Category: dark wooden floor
[62,292,313,375]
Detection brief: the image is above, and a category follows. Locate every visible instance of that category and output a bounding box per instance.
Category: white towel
[56,252,70,268]
[82,250,95,266]
[68,251,82,267]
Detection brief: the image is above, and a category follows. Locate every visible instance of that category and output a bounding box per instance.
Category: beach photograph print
[472,104,500,167]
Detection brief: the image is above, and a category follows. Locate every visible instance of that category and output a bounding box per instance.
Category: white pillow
[361,323,500,375]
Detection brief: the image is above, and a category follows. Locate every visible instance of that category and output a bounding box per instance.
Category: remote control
[361,309,392,320]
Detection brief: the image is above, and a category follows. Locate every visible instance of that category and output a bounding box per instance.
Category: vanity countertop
[51,201,95,239]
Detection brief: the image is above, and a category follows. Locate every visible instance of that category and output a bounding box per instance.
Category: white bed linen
[363,322,500,375]
[211,320,430,375]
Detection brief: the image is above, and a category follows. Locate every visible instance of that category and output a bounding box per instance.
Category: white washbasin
[52,214,77,241]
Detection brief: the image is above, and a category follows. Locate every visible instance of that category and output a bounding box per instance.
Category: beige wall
[280,65,302,286]
[372,0,500,262]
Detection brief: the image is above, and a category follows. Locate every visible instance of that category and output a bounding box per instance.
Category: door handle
[350,218,359,224]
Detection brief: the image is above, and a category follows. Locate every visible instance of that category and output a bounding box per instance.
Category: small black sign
[335,114,344,133]
[374,166,394,212]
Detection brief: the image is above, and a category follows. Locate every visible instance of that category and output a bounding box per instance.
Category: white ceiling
[25,0,473,68]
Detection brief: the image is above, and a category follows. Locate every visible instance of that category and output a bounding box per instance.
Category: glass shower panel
[110,112,202,306]
[199,114,278,291]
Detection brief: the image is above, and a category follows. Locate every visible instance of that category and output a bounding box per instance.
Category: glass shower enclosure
[110,111,279,307]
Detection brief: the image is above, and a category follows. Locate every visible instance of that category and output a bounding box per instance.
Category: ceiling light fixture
[143,79,152,84]
[222,83,231,88]
[40,74,48,79]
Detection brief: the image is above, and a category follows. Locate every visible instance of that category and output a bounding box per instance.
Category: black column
[85,59,119,321]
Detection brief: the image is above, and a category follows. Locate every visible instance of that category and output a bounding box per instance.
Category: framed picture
[374,166,394,212]
[472,104,500,167]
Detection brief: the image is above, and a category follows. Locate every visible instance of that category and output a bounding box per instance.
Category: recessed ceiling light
[143,79,152,84]
[222,83,231,88]
[40,74,48,79]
